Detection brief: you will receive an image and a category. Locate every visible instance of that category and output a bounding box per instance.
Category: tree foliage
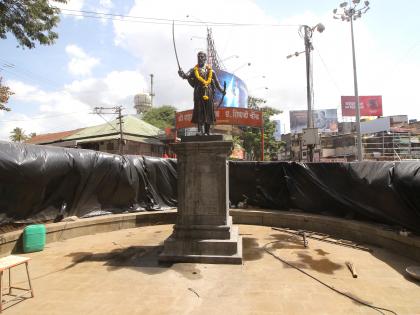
[247,95,266,109]
[238,96,283,160]
[0,77,13,111]
[9,127,28,142]
[142,105,176,130]
[0,0,67,49]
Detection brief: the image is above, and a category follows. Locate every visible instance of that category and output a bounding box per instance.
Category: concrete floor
[3,224,420,315]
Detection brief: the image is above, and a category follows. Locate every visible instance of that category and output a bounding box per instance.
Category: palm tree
[9,127,28,142]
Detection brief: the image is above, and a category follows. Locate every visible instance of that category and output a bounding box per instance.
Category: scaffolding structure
[362,132,420,160]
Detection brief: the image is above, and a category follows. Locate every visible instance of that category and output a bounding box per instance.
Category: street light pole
[304,26,313,131]
[349,16,363,161]
[333,0,370,161]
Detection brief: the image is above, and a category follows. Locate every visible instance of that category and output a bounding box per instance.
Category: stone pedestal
[159,138,242,264]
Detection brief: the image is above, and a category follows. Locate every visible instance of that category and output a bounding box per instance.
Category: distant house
[26,129,82,146]
[25,115,165,157]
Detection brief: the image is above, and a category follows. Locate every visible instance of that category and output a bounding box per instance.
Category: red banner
[175,108,263,129]
[341,95,383,116]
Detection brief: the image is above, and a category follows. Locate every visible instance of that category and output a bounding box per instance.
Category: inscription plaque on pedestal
[159,138,243,264]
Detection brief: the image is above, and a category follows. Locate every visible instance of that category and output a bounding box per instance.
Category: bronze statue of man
[178,51,225,135]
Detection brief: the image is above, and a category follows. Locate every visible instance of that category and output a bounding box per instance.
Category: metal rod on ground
[271,227,371,252]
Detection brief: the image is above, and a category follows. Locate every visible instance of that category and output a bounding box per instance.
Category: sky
[1,0,420,140]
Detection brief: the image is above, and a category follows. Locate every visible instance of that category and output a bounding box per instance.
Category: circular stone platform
[5,224,420,315]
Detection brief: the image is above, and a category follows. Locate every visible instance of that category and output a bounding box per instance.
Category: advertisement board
[341,96,383,116]
[175,108,262,129]
[214,70,248,108]
[290,109,338,133]
[360,117,390,134]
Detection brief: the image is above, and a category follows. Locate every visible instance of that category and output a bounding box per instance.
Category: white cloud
[111,0,420,132]
[1,70,148,140]
[65,44,100,77]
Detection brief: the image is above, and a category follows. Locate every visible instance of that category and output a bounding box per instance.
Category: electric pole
[116,106,124,155]
[287,23,325,162]
[92,106,125,155]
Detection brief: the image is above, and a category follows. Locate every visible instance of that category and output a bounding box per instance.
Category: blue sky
[1,0,420,139]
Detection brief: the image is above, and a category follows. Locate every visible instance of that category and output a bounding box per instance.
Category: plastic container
[23,224,46,253]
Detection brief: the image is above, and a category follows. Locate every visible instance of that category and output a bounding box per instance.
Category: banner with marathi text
[175,108,263,129]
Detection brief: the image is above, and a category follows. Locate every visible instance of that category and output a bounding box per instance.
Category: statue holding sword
[173,22,226,135]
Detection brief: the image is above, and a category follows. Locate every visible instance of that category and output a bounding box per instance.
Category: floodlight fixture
[315,23,325,33]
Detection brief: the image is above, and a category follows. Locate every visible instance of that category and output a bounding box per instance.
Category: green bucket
[23,224,46,253]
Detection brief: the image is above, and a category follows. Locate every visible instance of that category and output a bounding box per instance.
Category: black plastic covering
[229,161,420,233]
[0,141,419,233]
[0,142,177,224]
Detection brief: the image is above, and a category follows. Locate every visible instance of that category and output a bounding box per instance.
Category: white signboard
[360,117,390,134]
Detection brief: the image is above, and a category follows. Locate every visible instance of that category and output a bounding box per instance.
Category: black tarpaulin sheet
[1,141,420,233]
[229,161,420,232]
[0,142,177,224]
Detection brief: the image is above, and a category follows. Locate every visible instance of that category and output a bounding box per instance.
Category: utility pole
[116,106,124,155]
[150,74,155,107]
[92,106,125,155]
[333,0,370,161]
[287,23,325,162]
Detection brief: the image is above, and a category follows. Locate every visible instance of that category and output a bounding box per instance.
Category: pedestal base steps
[159,223,242,264]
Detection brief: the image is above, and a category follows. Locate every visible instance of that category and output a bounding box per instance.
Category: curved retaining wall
[1,209,419,262]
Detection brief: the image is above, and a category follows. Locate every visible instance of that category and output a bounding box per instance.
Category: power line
[60,9,299,27]
[0,111,85,122]
[0,57,63,91]
[313,48,342,94]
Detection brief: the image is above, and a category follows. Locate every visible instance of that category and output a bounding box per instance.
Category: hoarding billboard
[290,109,338,133]
[360,117,390,134]
[176,108,262,129]
[214,70,248,108]
[341,96,383,116]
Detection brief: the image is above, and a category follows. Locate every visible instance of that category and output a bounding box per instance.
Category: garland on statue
[194,65,213,100]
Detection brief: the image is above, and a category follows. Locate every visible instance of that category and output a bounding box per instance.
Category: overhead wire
[0,111,86,122]
[59,9,299,28]
[313,48,342,95]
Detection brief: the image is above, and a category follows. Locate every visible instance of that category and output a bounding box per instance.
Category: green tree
[0,0,67,112]
[247,96,266,109]
[9,127,28,142]
[142,105,176,130]
[0,77,13,111]
[240,99,283,160]
[0,0,67,49]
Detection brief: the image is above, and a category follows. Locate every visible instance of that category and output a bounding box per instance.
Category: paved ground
[3,224,420,315]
